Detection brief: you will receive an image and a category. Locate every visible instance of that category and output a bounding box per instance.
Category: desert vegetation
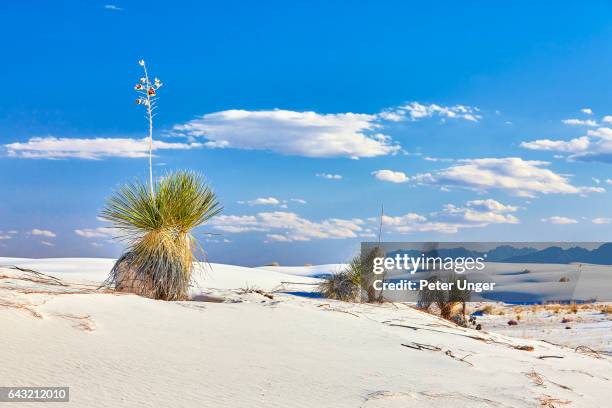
[418,272,471,321]
[318,246,384,302]
[101,60,221,300]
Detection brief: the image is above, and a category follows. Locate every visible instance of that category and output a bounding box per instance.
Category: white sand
[1,258,611,407]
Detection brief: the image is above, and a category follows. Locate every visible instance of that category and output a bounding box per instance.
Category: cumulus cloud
[410,157,604,197]
[40,241,55,247]
[520,137,590,153]
[316,173,342,180]
[592,217,612,224]
[239,197,281,206]
[172,109,400,159]
[373,199,519,234]
[372,169,408,183]
[104,4,123,11]
[209,211,372,242]
[0,235,11,240]
[74,227,115,238]
[439,199,519,225]
[238,197,305,208]
[213,198,518,241]
[3,137,201,160]
[562,119,598,126]
[581,108,593,115]
[521,127,612,163]
[541,216,578,224]
[31,229,56,238]
[379,102,481,122]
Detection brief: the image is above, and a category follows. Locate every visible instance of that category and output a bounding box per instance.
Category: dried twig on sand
[401,342,442,351]
[538,395,571,407]
[526,370,545,386]
[575,345,603,359]
[317,304,359,317]
[0,299,42,319]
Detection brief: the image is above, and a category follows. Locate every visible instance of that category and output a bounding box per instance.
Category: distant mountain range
[383,243,612,265]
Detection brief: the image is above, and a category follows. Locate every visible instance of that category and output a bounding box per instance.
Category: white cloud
[31,229,56,238]
[380,102,481,122]
[210,211,371,242]
[372,169,408,183]
[607,179,612,185]
[541,216,578,224]
[213,198,519,241]
[410,157,604,198]
[173,109,400,159]
[376,200,519,234]
[440,200,519,225]
[603,116,612,124]
[238,197,305,207]
[520,137,590,153]
[581,108,593,115]
[0,235,11,240]
[316,173,342,180]
[562,119,598,126]
[465,199,518,213]
[91,242,104,247]
[240,197,281,206]
[104,4,123,11]
[40,241,55,247]
[74,227,115,238]
[4,137,201,160]
[521,127,612,163]
[592,218,612,224]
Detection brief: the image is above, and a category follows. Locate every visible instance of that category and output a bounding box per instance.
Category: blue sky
[2,1,612,265]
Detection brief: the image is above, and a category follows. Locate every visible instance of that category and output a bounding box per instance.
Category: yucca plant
[101,171,222,300]
[101,60,221,300]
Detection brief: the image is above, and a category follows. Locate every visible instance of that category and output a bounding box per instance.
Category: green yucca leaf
[100,170,222,300]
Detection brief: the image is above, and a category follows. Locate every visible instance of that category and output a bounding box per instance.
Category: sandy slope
[1,258,611,407]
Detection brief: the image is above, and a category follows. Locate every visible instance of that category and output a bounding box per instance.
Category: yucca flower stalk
[134,59,163,198]
[101,171,222,300]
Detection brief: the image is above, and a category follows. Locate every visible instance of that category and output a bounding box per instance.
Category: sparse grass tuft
[480,304,494,315]
[600,304,612,314]
[318,269,360,301]
[570,302,578,314]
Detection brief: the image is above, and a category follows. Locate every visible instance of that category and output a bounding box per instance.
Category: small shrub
[559,276,570,282]
[516,314,522,321]
[418,272,471,320]
[102,171,221,300]
[318,270,360,301]
[600,304,612,314]
[570,302,578,314]
[480,305,494,315]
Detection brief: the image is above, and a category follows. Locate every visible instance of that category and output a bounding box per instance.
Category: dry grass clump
[319,247,384,302]
[570,302,578,314]
[599,304,612,314]
[418,272,471,320]
[101,171,221,300]
[480,304,494,315]
[318,269,360,302]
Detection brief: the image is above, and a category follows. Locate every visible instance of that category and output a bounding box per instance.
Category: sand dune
[1,258,610,407]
